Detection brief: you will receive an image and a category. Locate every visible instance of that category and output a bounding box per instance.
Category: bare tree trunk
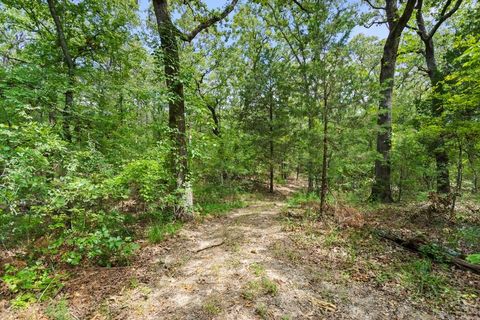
[370,0,416,203]
[47,0,74,142]
[153,0,193,219]
[151,0,238,217]
[456,142,463,192]
[269,94,274,193]
[307,114,314,193]
[320,84,329,215]
[397,165,405,202]
[415,0,463,193]
[466,147,478,193]
[451,140,463,216]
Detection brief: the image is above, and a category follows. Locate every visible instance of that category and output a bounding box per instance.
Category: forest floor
[1,181,479,319]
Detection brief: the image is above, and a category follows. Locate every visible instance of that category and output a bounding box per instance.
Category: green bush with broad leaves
[2,262,64,308]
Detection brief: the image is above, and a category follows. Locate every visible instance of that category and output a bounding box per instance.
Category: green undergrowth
[148,221,183,243]
[195,184,247,216]
[1,262,65,308]
[287,191,320,207]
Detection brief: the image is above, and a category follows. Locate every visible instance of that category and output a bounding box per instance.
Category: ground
[1,183,479,319]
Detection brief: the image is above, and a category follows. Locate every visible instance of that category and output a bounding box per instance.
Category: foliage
[148,221,183,244]
[400,259,453,300]
[465,253,480,265]
[2,262,64,308]
[0,0,478,313]
[62,227,139,267]
[45,299,72,320]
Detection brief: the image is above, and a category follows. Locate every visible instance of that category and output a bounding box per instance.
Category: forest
[0,0,479,319]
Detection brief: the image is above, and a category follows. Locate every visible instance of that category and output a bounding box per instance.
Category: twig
[193,240,225,253]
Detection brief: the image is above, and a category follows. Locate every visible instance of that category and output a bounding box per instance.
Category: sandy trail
[85,190,432,320]
[1,183,436,320]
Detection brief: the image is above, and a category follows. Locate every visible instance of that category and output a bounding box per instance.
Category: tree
[415,0,463,194]
[151,0,238,218]
[366,0,417,202]
[47,0,75,142]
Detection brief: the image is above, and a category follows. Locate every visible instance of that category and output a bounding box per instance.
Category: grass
[242,277,278,301]
[400,259,455,301]
[199,200,246,216]
[193,183,248,217]
[255,303,269,319]
[287,191,319,207]
[147,221,182,243]
[249,262,266,276]
[45,299,72,320]
[202,297,222,316]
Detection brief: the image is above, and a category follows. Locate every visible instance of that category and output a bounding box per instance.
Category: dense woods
[0,0,479,318]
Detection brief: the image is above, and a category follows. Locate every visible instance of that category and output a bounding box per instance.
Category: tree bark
[269,92,274,193]
[319,84,329,215]
[451,140,463,214]
[47,0,74,142]
[370,0,416,203]
[415,0,463,194]
[152,0,238,218]
[153,0,192,219]
[466,146,478,193]
[307,113,314,193]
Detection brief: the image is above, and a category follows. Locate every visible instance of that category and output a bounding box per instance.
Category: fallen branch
[193,240,225,253]
[374,229,480,275]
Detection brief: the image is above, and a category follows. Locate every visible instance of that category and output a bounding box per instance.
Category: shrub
[62,227,139,267]
[105,159,171,206]
[2,262,64,308]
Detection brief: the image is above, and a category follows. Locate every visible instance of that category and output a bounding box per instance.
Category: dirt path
[79,192,433,320]
[2,184,445,320]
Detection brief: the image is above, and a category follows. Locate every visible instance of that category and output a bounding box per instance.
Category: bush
[105,159,171,206]
[62,226,139,267]
[2,262,64,308]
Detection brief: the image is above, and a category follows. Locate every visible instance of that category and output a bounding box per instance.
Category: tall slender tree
[47,0,75,142]
[152,0,238,218]
[415,0,463,194]
[367,0,417,202]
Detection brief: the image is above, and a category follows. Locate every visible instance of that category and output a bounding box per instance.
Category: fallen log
[374,229,480,275]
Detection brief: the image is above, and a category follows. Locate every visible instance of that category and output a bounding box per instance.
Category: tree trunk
[370,0,416,203]
[457,142,463,191]
[153,0,193,219]
[376,229,480,274]
[319,84,329,215]
[466,147,478,193]
[397,165,405,202]
[47,0,74,142]
[269,94,274,193]
[307,114,314,193]
[418,29,450,193]
[415,0,463,194]
[450,141,463,216]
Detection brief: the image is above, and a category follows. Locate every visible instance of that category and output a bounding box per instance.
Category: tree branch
[180,0,238,42]
[390,0,417,39]
[292,0,311,13]
[364,20,388,28]
[363,0,386,10]
[47,0,75,71]
[428,0,463,39]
